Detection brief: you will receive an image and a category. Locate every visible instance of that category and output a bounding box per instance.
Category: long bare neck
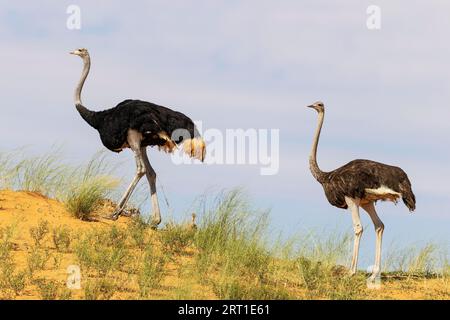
[74,55,90,105]
[74,55,97,128]
[309,111,326,182]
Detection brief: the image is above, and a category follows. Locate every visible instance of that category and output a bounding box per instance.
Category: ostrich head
[70,48,89,59]
[307,101,325,113]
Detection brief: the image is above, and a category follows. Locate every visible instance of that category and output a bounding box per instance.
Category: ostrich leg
[109,131,145,220]
[362,202,384,283]
[345,197,363,275]
[109,151,145,220]
[141,147,161,227]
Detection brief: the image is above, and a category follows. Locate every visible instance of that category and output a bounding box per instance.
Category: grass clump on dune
[383,242,449,290]
[0,151,20,190]
[288,231,365,299]
[63,153,119,220]
[17,150,67,196]
[194,189,289,299]
[384,243,442,275]
[0,149,120,221]
[0,148,67,196]
[192,189,373,300]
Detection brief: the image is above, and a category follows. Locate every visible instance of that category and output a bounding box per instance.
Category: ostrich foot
[105,208,126,221]
[121,207,140,217]
[149,216,161,230]
[366,273,382,289]
[348,265,358,276]
[105,212,120,221]
[105,206,139,221]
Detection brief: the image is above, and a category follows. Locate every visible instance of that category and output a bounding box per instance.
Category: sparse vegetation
[0,262,27,298]
[137,245,167,298]
[74,226,130,278]
[160,220,196,255]
[52,226,72,252]
[0,225,15,261]
[17,150,67,196]
[0,149,120,221]
[32,278,73,300]
[384,243,444,276]
[84,278,116,300]
[0,151,21,189]
[0,226,28,298]
[127,216,149,249]
[296,257,365,299]
[30,219,49,246]
[194,190,283,299]
[34,279,59,300]
[27,247,51,276]
[63,153,119,220]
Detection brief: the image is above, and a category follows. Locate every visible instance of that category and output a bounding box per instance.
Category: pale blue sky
[1,1,449,267]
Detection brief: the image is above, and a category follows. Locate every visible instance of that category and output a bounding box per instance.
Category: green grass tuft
[29,220,49,246]
[63,153,119,220]
[52,226,72,252]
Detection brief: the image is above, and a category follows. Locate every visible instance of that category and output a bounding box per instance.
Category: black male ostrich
[307,101,415,284]
[70,48,205,225]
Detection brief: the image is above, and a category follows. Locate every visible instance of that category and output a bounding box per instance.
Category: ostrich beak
[306,104,315,109]
[69,51,77,55]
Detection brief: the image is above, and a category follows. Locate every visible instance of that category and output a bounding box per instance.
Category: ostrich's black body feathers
[81,99,199,152]
[320,159,416,211]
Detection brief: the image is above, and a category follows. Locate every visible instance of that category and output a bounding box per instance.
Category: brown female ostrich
[307,101,415,283]
[70,48,205,225]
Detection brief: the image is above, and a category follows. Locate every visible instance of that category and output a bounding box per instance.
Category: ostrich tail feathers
[183,137,206,162]
[400,180,416,212]
[402,190,416,212]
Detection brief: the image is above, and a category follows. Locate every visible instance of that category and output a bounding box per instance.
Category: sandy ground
[0,190,214,300]
[0,190,448,300]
